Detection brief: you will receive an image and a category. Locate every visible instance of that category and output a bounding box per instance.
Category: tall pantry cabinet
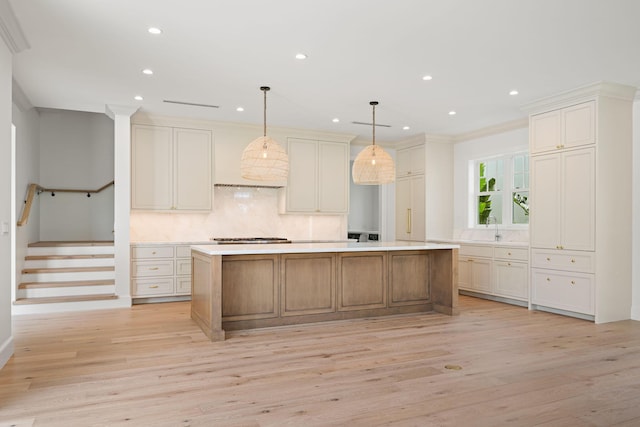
[526,82,636,323]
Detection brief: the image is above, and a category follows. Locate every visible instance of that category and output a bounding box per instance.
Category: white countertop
[427,239,529,248]
[191,241,459,256]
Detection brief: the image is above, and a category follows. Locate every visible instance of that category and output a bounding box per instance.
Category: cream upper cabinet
[530,148,594,251]
[396,144,425,177]
[530,101,595,154]
[132,124,212,211]
[395,175,425,241]
[284,138,349,213]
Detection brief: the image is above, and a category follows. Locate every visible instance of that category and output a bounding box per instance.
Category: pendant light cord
[372,103,376,146]
[263,88,267,138]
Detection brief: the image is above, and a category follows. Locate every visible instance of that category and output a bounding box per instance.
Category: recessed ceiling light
[403,126,410,130]
[332,118,340,123]
[448,111,457,116]
[295,53,308,60]
[509,89,519,96]
[134,95,143,101]
[422,75,433,81]
[148,27,162,35]
[142,68,153,75]
[236,107,244,112]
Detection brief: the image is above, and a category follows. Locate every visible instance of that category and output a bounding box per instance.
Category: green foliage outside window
[478,162,496,225]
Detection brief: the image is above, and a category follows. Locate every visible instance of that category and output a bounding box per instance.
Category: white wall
[38,110,114,241]
[453,126,529,241]
[0,33,14,369]
[632,98,640,320]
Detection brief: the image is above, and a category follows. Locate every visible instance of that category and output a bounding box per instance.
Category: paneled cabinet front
[395,175,426,241]
[131,243,194,298]
[530,101,595,154]
[132,124,212,211]
[284,138,349,213]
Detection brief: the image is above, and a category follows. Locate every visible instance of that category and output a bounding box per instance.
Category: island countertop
[191,241,459,256]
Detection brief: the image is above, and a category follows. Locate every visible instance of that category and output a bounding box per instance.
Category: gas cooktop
[211,237,291,244]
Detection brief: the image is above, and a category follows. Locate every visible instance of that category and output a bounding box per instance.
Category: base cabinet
[458,243,528,303]
[131,243,195,299]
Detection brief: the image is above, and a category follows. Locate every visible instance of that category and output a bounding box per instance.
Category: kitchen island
[190,241,459,341]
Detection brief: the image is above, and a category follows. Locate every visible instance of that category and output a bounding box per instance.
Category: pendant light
[352,101,395,185]
[240,86,289,181]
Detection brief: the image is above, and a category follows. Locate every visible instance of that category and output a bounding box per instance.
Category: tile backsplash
[130,186,347,242]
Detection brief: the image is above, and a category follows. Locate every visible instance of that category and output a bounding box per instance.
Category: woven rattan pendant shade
[352,101,396,185]
[240,86,289,181]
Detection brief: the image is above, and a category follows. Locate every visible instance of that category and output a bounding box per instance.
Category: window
[473,152,528,227]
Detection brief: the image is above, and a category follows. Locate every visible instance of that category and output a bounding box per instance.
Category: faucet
[486,215,502,241]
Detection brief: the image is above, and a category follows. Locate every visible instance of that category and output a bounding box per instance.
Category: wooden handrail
[17,180,115,227]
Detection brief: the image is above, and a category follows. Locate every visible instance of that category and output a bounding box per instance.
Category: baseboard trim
[0,335,14,370]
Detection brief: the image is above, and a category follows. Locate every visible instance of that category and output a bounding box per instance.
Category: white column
[106,105,138,304]
[632,97,640,320]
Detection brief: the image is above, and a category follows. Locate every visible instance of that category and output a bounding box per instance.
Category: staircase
[14,241,119,314]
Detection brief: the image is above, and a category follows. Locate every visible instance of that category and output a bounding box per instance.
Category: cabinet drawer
[531,268,594,315]
[133,277,174,296]
[175,245,192,258]
[459,244,493,258]
[175,277,191,295]
[531,249,594,273]
[132,245,174,259]
[176,259,192,276]
[494,247,528,261]
[131,260,174,277]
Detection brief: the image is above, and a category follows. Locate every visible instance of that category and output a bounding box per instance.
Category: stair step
[25,254,114,260]
[19,280,115,290]
[22,266,115,274]
[14,294,118,305]
[28,241,114,247]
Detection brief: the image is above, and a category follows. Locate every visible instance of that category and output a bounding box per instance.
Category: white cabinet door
[396,145,425,177]
[471,258,492,293]
[174,128,212,210]
[318,141,348,213]
[494,260,528,300]
[562,101,595,149]
[395,175,425,241]
[132,125,173,210]
[561,148,595,251]
[530,154,561,249]
[530,109,562,154]
[287,138,319,212]
[458,258,472,291]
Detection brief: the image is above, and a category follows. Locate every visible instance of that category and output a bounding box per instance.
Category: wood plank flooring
[1,296,640,426]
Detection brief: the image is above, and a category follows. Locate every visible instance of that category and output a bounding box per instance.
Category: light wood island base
[191,242,458,341]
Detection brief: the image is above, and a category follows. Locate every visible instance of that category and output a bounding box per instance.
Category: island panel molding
[190,242,459,341]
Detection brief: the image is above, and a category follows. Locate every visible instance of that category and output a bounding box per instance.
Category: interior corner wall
[632,98,640,320]
[0,37,14,369]
[38,110,114,241]
[452,127,529,235]
[12,102,40,302]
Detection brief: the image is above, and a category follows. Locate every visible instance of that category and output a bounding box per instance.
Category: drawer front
[131,260,174,277]
[176,259,192,276]
[175,245,192,258]
[132,277,174,296]
[531,268,594,315]
[132,245,174,259]
[175,277,191,295]
[494,247,528,261]
[459,244,493,258]
[531,249,594,273]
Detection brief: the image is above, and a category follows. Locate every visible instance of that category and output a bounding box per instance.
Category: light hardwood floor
[1,296,640,426]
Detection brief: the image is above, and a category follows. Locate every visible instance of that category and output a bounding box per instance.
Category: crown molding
[0,0,29,54]
[453,117,528,143]
[521,81,638,114]
[12,78,33,111]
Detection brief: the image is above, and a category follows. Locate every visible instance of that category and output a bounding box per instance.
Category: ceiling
[8,0,640,143]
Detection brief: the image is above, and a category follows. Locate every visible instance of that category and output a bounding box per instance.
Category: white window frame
[471,151,529,229]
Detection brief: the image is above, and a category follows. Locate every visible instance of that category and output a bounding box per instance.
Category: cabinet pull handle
[570,259,576,263]
[152,251,156,254]
[507,262,511,266]
[407,208,411,234]
[149,267,159,271]
[507,252,511,255]
[149,285,159,289]
[570,280,575,285]
[546,257,551,261]
[560,245,564,250]
[546,277,551,281]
